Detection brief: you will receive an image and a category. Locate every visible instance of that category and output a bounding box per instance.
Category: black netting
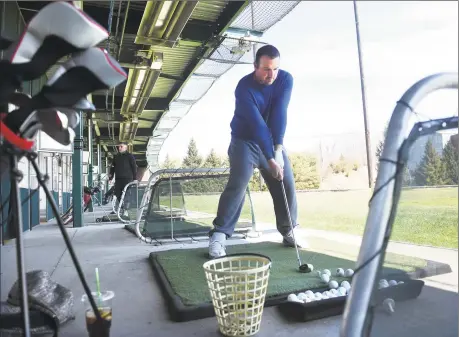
[230,1,301,32]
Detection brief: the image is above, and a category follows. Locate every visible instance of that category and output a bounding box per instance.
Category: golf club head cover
[0,1,108,81]
[2,47,126,133]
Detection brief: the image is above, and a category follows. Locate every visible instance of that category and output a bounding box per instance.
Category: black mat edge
[148,247,452,322]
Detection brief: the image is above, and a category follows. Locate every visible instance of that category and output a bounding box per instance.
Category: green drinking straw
[95,267,101,307]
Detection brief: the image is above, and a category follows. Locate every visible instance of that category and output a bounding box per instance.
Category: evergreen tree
[204,149,222,168]
[414,139,446,186]
[182,138,203,168]
[375,124,388,172]
[442,138,458,184]
[161,154,179,169]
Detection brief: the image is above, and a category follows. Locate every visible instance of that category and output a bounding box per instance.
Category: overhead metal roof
[16,1,300,170]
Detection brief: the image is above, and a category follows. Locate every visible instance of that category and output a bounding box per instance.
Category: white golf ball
[388,280,398,286]
[336,268,345,277]
[321,273,330,283]
[323,269,331,276]
[323,291,331,297]
[303,297,312,303]
[329,289,339,296]
[307,263,314,271]
[337,287,347,296]
[398,281,404,285]
[340,281,351,290]
[287,294,298,302]
[378,281,389,289]
[329,280,339,289]
[297,292,308,301]
[305,290,315,298]
[314,292,323,300]
[344,269,354,277]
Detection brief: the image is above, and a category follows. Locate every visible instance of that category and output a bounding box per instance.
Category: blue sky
[159,1,458,163]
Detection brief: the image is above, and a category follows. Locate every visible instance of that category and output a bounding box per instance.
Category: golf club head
[3,47,126,133]
[0,1,108,81]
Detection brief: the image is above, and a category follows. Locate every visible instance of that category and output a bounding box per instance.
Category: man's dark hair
[255,45,280,67]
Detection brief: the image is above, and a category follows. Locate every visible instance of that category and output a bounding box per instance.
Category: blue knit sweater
[230,69,293,160]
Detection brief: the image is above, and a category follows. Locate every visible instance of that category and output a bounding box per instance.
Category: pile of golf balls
[378,279,404,289]
[287,267,357,303]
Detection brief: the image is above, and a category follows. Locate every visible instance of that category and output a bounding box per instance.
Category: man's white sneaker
[283,231,309,249]
[209,232,227,259]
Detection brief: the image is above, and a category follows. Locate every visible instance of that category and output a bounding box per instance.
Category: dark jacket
[109,152,137,180]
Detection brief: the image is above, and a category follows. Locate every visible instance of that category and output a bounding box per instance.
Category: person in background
[109,142,137,216]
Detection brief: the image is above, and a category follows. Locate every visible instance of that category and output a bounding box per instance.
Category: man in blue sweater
[208,45,306,258]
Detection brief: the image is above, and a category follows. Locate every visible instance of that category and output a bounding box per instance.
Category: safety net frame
[340,72,458,337]
[130,168,258,244]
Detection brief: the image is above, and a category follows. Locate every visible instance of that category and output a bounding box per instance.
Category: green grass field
[174,187,458,249]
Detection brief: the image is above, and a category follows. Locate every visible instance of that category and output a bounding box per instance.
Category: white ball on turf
[321,273,330,283]
[398,281,404,285]
[329,280,339,289]
[340,281,351,291]
[330,289,339,296]
[388,280,398,286]
[303,297,312,303]
[323,269,331,276]
[307,263,314,271]
[344,269,354,277]
[337,287,347,296]
[336,268,345,277]
[323,291,331,297]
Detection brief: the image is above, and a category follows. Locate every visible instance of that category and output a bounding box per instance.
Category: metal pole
[353,0,373,188]
[87,116,93,212]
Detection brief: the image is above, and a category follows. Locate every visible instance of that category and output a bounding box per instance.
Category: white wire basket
[203,253,272,336]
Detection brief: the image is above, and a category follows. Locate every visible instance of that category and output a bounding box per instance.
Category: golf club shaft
[280,180,303,267]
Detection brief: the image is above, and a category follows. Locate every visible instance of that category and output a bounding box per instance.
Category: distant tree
[442,138,458,184]
[182,138,203,168]
[414,139,446,186]
[375,124,388,172]
[161,154,180,169]
[204,149,222,168]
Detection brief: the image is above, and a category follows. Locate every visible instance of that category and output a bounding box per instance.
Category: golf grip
[280,181,303,267]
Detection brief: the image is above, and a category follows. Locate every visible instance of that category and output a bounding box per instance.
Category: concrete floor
[1,212,457,337]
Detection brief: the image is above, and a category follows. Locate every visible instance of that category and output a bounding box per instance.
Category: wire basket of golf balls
[203,253,272,337]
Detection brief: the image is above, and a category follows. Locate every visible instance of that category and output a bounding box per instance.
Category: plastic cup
[81,291,114,337]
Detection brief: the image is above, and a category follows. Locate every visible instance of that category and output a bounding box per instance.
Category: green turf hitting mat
[148,240,450,322]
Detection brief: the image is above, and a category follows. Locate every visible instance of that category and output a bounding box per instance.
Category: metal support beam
[72,111,84,227]
[97,142,103,204]
[353,0,373,188]
[87,115,94,212]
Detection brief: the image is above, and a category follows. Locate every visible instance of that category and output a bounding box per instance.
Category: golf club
[280,180,311,273]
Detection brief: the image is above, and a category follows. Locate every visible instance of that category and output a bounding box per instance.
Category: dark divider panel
[20,188,30,232]
[46,191,60,220]
[30,191,40,228]
[1,175,11,239]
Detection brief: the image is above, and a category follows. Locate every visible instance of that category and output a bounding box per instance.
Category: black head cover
[0,1,108,83]
[3,47,126,133]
